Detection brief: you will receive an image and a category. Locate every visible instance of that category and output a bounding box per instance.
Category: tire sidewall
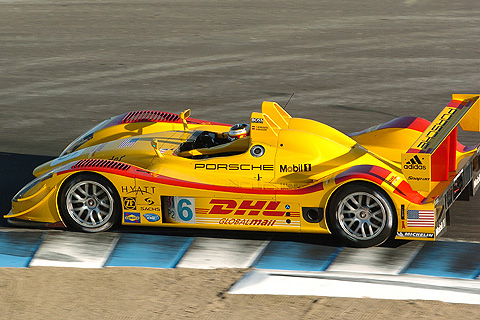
[58,173,121,232]
[327,184,396,247]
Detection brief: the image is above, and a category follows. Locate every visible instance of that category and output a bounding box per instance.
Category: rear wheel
[327,184,395,247]
[58,174,120,232]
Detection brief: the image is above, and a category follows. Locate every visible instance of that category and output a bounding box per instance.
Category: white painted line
[229,270,480,305]
[326,241,424,275]
[176,237,269,269]
[29,232,119,268]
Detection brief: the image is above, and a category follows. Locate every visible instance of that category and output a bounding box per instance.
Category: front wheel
[58,174,120,232]
[327,184,396,247]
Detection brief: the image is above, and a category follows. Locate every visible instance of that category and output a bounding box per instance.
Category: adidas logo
[406,155,423,165]
[404,155,427,170]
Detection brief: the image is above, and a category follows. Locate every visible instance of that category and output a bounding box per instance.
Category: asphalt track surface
[0,0,480,317]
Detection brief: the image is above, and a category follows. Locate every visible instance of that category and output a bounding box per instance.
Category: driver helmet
[228,123,250,140]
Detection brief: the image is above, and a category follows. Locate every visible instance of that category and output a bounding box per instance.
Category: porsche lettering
[194,164,274,171]
[416,108,457,150]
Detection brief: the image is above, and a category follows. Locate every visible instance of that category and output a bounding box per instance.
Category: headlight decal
[13,171,54,201]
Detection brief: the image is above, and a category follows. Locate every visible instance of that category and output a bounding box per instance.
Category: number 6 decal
[174,197,195,223]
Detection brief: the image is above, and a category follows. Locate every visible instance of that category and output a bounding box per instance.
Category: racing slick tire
[327,183,396,247]
[58,173,121,233]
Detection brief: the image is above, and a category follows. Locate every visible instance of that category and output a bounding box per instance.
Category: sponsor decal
[252,125,268,131]
[124,212,141,223]
[415,108,457,150]
[404,155,427,170]
[166,197,196,224]
[473,174,480,190]
[436,218,447,236]
[407,210,435,228]
[123,197,137,210]
[194,163,274,171]
[408,176,430,181]
[251,118,264,123]
[143,213,160,222]
[397,232,434,238]
[386,175,400,186]
[118,138,139,148]
[219,218,275,226]
[144,197,155,205]
[280,164,312,173]
[121,186,156,195]
[89,143,106,157]
[109,155,125,162]
[140,206,161,212]
[207,199,287,217]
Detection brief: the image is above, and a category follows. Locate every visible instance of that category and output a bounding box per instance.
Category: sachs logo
[404,155,427,170]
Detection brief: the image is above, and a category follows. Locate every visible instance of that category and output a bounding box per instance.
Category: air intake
[72,159,131,171]
[121,110,181,124]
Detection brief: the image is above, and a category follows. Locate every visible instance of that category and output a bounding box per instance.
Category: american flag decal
[407,210,435,228]
[118,138,139,148]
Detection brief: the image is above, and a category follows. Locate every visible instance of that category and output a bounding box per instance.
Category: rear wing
[401,95,480,191]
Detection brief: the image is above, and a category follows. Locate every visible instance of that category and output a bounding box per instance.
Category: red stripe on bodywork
[59,160,323,195]
[105,112,230,128]
[393,181,427,204]
[457,141,478,153]
[447,99,473,110]
[60,161,426,203]
[132,169,324,195]
[377,117,430,132]
[334,165,426,204]
[335,165,390,186]
[350,117,430,137]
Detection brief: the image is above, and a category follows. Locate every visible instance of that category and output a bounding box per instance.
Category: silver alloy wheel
[336,191,388,240]
[65,180,114,228]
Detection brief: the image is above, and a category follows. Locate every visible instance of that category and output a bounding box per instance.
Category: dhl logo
[206,199,287,216]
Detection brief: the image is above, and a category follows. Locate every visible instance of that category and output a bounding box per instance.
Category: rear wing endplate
[401,95,480,191]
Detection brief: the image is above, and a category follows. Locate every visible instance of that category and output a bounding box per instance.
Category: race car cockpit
[176,123,251,159]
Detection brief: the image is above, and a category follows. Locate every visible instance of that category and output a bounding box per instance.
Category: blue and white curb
[229,270,480,305]
[1,230,479,304]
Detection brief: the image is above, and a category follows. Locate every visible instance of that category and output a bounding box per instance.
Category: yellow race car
[5,94,480,247]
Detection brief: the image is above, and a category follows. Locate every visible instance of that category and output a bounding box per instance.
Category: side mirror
[151,139,164,158]
[180,109,191,131]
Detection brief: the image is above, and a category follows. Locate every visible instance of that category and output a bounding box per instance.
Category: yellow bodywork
[6,96,480,245]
